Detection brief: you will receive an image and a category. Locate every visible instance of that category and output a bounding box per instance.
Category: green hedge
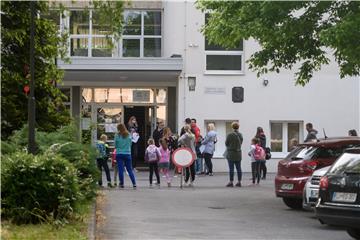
[1,123,99,224]
[1,152,79,224]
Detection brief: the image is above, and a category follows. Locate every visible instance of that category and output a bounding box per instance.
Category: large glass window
[204,14,243,72]
[271,122,302,154]
[122,10,162,58]
[67,10,161,58]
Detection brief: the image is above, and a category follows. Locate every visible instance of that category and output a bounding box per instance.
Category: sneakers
[235,182,242,187]
[133,185,137,189]
[167,182,171,187]
[188,182,194,187]
[209,173,213,176]
[119,184,124,188]
[226,182,234,187]
[114,182,118,186]
[107,183,114,188]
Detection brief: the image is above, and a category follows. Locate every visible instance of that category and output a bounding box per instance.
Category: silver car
[302,166,331,210]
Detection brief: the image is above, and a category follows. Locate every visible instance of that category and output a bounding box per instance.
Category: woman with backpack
[178,124,196,187]
[255,127,267,180]
[145,138,161,187]
[115,123,137,189]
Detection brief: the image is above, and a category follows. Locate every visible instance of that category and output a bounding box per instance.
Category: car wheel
[282,197,303,210]
[347,228,360,240]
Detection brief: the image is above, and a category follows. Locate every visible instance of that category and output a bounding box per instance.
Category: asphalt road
[97,172,352,240]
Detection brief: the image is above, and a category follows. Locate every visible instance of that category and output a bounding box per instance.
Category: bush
[1,151,80,224]
[2,123,98,200]
[47,142,99,200]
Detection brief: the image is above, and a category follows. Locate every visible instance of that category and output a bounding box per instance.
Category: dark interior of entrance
[124,106,152,168]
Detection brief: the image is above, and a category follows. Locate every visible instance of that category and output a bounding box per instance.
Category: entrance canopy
[57,57,183,87]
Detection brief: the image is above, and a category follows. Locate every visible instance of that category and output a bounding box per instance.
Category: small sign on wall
[133,90,150,102]
[204,87,226,95]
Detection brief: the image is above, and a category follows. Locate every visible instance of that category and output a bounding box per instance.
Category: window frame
[270,121,304,158]
[120,10,162,58]
[204,14,244,75]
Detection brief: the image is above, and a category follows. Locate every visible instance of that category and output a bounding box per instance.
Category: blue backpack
[96,141,107,159]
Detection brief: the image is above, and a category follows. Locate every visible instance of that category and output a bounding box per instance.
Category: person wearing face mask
[153,121,165,147]
[127,116,140,171]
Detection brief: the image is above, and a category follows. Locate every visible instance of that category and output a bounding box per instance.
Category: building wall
[163,1,360,172]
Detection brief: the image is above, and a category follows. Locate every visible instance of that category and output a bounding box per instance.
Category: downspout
[183,0,187,125]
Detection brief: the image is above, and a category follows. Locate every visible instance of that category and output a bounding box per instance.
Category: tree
[197,1,360,86]
[1,1,125,140]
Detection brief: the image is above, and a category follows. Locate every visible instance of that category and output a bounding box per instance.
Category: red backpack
[254,144,266,160]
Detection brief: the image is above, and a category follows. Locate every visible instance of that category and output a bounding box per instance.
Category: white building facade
[57,1,360,172]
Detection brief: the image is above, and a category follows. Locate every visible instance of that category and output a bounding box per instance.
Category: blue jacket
[201,130,217,155]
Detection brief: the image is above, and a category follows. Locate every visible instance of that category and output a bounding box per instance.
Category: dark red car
[275,137,360,209]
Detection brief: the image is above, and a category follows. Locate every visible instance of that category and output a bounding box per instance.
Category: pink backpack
[254,144,266,160]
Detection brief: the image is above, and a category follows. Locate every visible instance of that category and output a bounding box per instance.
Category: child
[248,138,261,185]
[96,134,113,188]
[145,138,161,187]
[158,138,172,187]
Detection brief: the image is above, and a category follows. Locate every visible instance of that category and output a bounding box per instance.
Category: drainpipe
[182,0,187,128]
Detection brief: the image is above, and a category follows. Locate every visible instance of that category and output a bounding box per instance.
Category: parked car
[315,148,360,239]
[275,137,360,209]
[303,166,331,210]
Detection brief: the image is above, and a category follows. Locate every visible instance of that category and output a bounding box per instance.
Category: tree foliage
[197,1,360,85]
[1,1,125,139]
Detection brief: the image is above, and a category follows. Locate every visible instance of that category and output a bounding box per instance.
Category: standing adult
[115,123,137,188]
[224,122,243,187]
[255,127,267,180]
[201,123,217,176]
[127,116,139,171]
[304,123,318,142]
[153,121,165,147]
[178,124,196,187]
[191,119,203,175]
[180,118,192,136]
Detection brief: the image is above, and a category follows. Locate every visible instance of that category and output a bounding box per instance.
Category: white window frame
[204,50,245,75]
[121,10,162,58]
[270,121,304,158]
[67,9,115,58]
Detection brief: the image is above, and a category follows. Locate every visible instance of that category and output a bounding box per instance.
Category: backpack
[254,144,266,160]
[96,141,107,159]
[265,147,272,160]
[147,146,160,162]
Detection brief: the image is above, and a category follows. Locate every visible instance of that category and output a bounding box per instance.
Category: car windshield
[286,146,317,161]
[328,153,360,174]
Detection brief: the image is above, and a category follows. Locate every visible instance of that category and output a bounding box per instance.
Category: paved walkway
[97,172,350,240]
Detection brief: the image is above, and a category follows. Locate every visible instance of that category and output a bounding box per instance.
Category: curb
[87,201,96,240]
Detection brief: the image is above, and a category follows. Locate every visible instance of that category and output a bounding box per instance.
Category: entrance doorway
[124,106,156,168]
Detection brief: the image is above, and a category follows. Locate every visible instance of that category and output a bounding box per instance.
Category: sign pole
[180,167,183,189]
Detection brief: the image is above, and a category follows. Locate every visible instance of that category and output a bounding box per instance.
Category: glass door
[95,105,123,149]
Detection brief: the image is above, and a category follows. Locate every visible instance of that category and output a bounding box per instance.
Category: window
[204,14,243,73]
[69,10,113,57]
[122,10,162,57]
[270,122,302,155]
[67,10,161,58]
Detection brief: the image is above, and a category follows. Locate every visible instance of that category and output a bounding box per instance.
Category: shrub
[1,151,80,224]
[47,142,99,200]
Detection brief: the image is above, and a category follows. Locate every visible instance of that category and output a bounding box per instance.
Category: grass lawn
[1,200,94,240]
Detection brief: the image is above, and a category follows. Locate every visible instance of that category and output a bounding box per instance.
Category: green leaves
[197,1,360,85]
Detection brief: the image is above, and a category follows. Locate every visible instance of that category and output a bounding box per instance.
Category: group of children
[96,134,173,188]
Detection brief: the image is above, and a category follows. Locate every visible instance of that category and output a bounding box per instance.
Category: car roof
[298,137,360,148]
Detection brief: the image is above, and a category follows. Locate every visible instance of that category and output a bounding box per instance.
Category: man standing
[304,123,318,142]
[191,119,203,175]
[152,121,165,147]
